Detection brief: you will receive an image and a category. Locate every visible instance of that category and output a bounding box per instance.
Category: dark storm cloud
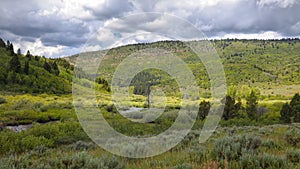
[83,0,134,20]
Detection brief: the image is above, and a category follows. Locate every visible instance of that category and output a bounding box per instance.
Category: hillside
[67,39,300,97]
[0,38,73,94]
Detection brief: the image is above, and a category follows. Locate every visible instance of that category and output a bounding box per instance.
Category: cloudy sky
[0,0,299,57]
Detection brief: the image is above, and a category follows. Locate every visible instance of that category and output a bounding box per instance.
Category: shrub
[100,155,125,169]
[0,96,7,104]
[171,163,192,169]
[239,154,288,169]
[59,153,125,169]
[187,145,207,163]
[213,135,261,162]
[285,128,300,146]
[28,145,50,158]
[72,141,96,151]
[105,104,118,113]
[261,139,281,149]
[287,149,300,163]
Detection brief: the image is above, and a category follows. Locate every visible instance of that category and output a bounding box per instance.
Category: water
[5,120,59,132]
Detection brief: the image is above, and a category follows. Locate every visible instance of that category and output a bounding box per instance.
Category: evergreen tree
[24,61,29,75]
[290,94,300,122]
[51,61,60,76]
[9,55,21,73]
[17,48,21,55]
[280,103,292,123]
[25,50,32,60]
[222,95,238,120]
[246,90,258,120]
[6,40,10,50]
[8,43,14,55]
[43,61,51,73]
[0,38,5,48]
[198,100,210,120]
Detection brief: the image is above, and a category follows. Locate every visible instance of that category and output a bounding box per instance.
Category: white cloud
[210,31,283,39]
[14,39,65,58]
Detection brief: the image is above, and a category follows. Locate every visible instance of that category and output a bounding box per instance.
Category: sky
[0,0,299,58]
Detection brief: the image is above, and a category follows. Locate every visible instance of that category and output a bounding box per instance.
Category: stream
[4,120,59,132]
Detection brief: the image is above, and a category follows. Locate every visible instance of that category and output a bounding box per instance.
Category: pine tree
[24,61,29,75]
[246,90,258,120]
[43,61,52,73]
[9,43,14,55]
[17,48,21,55]
[6,40,10,50]
[198,100,210,120]
[290,94,300,122]
[51,61,60,76]
[280,103,292,123]
[9,55,21,73]
[25,50,32,60]
[0,38,5,48]
[222,95,237,120]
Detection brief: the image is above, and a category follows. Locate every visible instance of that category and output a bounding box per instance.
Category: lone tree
[246,90,258,120]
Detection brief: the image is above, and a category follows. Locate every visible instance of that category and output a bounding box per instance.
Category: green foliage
[0,39,72,94]
[27,121,89,145]
[213,135,262,162]
[280,93,300,123]
[285,128,300,146]
[72,141,96,151]
[280,103,292,123]
[287,149,300,164]
[198,100,210,120]
[290,93,300,122]
[43,61,52,73]
[171,163,192,169]
[0,131,53,153]
[24,60,29,75]
[0,96,6,104]
[238,153,288,169]
[222,95,241,120]
[8,55,21,73]
[246,90,258,120]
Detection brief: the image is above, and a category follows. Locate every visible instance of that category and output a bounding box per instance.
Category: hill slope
[67,39,300,96]
[0,38,73,94]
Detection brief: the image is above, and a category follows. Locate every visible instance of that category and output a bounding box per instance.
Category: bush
[287,149,300,163]
[187,145,207,163]
[239,154,288,169]
[105,104,118,113]
[0,96,6,104]
[171,163,192,169]
[285,128,300,146]
[213,135,262,162]
[72,141,96,151]
[261,139,281,149]
[28,145,50,158]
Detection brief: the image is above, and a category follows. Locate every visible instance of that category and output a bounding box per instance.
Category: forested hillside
[0,38,73,94]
